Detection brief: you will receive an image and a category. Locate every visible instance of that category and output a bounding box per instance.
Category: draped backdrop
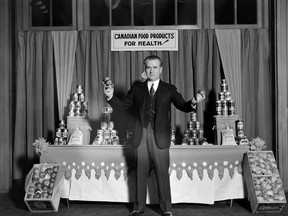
[13,29,273,180]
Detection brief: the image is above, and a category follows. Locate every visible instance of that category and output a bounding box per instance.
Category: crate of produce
[24,164,61,212]
[243,151,286,214]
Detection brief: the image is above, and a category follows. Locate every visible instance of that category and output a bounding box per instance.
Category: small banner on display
[111,30,178,51]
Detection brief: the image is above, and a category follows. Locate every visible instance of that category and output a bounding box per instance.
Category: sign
[111,30,178,51]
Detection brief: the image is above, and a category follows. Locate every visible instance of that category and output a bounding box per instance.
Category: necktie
[150,83,155,98]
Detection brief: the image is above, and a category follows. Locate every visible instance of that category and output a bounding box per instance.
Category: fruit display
[25,164,59,200]
[244,151,286,213]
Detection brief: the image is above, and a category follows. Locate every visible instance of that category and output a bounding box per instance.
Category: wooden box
[243,151,286,214]
[214,115,238,145]
[24,164,61,212]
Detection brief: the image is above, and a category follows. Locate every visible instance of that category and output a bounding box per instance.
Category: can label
[101,122,108,130]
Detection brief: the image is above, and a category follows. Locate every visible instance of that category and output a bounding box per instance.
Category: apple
[41,185,49,191]
[35,183,42,189]
[43,180,50,187]
[49,177,55,183]
[32,173,39,181]
[49,182,54,188]
[45,168,52,175]
[33,167,40,175]
[53,166,59,172]
[41,192,48,198]
[47,188,53,195]
[28,186,36,193]
[51,172,57,178]
[39,172,46,178]
[38,177,44,184]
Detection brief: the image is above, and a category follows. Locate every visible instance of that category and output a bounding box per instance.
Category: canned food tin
[216,106,222,115]
[187,121,194,130]
[225,91,232,101]
[216,100,222,107]
[236,120,244,130]
[108,121,114,130]
[73,93,78,101]
[69,101,75,110]
[237,130,245,138]
[190,112,197,122]
[111,130,117,137]
[192,130,197,138]
[222,107,228,116]
[56,128,62,138]
[229,106,235,115]
[195,121,200,130]
[219,92,225,100]
[104,130,111,139]
[97,129,104,136]
[79,93,85,102]
[77,85,83,94]
[101,122,108,130]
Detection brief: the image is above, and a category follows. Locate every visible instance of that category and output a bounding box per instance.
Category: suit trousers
[134,124,172,213]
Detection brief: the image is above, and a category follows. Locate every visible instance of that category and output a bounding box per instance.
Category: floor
[1,191,288,216]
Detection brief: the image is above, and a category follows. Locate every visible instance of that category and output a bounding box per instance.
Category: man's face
[144,59,162,82]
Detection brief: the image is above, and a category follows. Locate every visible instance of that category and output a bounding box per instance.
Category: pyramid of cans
[216,79,249,145]
[181,111,207,145]
[54,120,69,145]
[216,79,235,116]
[92,108,120,145]
[68,85,88,117]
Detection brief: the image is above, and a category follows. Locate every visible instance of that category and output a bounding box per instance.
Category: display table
[40,145,249,205]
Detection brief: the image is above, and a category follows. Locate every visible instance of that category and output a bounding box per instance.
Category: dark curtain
[13,29,272,181]
[13,31,56,179]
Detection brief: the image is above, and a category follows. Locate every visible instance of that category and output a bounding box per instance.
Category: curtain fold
[241,29,272,150]
[52,31,78,120]
[215,29,242,119]
[14,31,55,179]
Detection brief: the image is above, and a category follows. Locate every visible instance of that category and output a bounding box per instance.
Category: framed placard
[111,30,178,51]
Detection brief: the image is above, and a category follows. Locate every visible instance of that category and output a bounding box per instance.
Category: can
[195,121,200,130]
[236,120,244,130]
[108,121,114,130]
[79,93,85,102]
[190,112,197,122]
[76,85,83,94]
[229,106,235,115]
[111,130,117,138]
[222,106,228,116]
[216,106,222,115]
[225,91,232,101]
[101,122,108,130]
[104,130,111,139]
[216,100,222,107]
[56,128,62,138]
[187,121,194,130]
[73,93,78,101]
[69,101,75,110]
[219,92,225,100]
[237,130,245,138]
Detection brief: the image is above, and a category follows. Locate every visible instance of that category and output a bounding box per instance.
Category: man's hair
[143,55,163,67]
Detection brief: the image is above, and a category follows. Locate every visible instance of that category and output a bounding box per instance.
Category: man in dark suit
[104,55,205,216]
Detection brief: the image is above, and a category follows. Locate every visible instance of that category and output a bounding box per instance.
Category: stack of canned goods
[180,111,207,145]
[235,119,249,145]
[54,120,69,145]
[68,85,88,117]
[92,121,120,145]
[216,79,236,116]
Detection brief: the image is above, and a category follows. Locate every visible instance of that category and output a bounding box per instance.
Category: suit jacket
[108,80,196,149]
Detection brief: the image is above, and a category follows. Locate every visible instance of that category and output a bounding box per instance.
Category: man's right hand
[104,86,114,100]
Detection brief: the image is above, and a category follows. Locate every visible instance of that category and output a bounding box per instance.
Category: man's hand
[192,89,205,104]
[104,86,114,100]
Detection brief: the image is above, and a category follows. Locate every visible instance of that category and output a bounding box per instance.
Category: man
[104,55,205,216]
